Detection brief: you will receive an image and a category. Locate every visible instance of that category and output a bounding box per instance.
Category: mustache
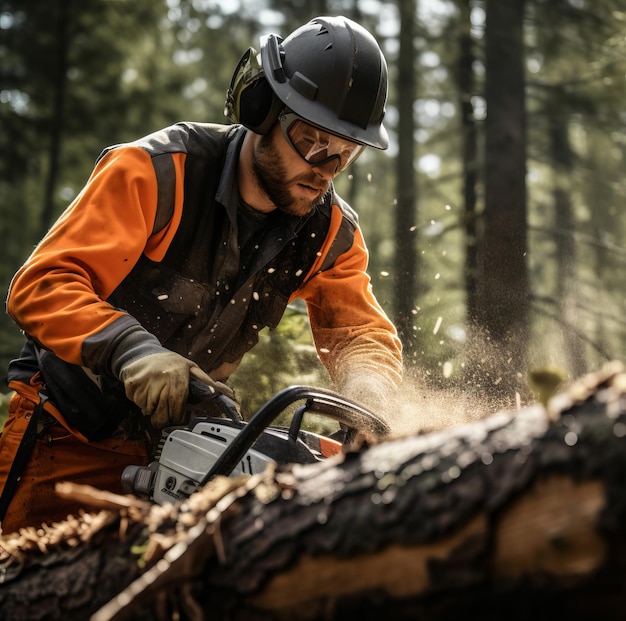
[295,173,330,192]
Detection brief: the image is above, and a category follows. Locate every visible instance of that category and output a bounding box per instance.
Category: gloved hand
[339,371,395,426]
[119,351,232,428]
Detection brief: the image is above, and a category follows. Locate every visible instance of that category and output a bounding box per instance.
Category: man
[0,15,402,532]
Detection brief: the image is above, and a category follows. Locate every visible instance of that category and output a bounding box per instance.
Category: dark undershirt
[237,198,278,251]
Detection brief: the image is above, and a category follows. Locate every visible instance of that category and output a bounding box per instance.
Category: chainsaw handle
[297,393,390,435]
[187,378,243,422]
[200,385,390,483]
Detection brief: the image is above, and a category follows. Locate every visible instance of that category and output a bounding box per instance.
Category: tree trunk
[475,0,530,402]
[548,92,587,379]
[38,0,70,240]
[393,0,419,358]
[2,362,626,621]
[456,0,479,325]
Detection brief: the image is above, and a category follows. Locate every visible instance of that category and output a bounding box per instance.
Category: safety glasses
[278,111,366,172]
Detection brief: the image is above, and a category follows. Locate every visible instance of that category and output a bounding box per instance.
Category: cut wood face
[493,475,606,577]
[247,513,489,613]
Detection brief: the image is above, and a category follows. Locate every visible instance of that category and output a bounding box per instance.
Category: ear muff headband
[224,41,284,135]
[224,47,261,123]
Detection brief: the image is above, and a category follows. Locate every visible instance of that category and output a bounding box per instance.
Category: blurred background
[1,0,625,430]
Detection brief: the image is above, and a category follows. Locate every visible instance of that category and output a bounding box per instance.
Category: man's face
[251,124,339,217]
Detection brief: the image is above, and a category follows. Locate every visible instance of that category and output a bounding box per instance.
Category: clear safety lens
[279,112,366,172]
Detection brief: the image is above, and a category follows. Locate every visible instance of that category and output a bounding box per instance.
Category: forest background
[0,0,625,433]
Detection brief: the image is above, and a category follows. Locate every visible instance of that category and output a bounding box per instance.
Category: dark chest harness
[108,123,353,373]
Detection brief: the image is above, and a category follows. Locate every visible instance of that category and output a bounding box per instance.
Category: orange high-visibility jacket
[7,122,402,424]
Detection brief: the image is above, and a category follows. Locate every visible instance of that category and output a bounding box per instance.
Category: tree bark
[475,0,530,401]
[2,362,626,620]
[393,0,419,357]
[548,90,588,379]
[38,0,70,240]
[456,0,479,325]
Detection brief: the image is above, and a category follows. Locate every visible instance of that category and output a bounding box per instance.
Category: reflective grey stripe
[151,153,176,235]
[319,214,356,272]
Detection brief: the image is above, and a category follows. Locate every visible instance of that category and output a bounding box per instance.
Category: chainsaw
[121,381,390,505]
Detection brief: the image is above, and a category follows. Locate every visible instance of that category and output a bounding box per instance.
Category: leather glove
[339,372,395,429]
[119,351,232,429]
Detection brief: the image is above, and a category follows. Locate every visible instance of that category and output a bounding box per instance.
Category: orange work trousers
[0,379,150,535]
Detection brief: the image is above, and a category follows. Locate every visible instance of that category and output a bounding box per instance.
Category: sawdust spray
[385,326,540,439]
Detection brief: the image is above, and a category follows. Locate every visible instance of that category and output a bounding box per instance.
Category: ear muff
[224,45,284,135]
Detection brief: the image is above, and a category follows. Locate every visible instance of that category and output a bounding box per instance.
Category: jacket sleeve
[293,219,403,416]
[6,146,181,373]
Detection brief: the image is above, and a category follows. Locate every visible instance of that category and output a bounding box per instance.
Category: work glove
[338,370,398,437]
[119,351,233,429]
[340,375,388,417]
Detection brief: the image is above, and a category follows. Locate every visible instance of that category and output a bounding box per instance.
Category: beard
[252,133,330,217]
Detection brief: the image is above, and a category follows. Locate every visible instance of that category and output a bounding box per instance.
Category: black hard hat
[263,16,389,149]
[225,16,389,150]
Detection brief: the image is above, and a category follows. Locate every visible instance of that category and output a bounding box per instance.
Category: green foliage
[0,392,11,428]
[229,302,330,417]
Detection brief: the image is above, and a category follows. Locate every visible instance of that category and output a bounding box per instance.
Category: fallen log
[2,361,626,620]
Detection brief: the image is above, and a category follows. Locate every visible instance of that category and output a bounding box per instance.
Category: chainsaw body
[122,384,389,505]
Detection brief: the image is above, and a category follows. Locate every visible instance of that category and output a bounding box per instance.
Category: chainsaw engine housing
[121,385,390,505]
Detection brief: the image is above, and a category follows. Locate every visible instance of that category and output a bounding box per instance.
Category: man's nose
[313,156,341,178]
